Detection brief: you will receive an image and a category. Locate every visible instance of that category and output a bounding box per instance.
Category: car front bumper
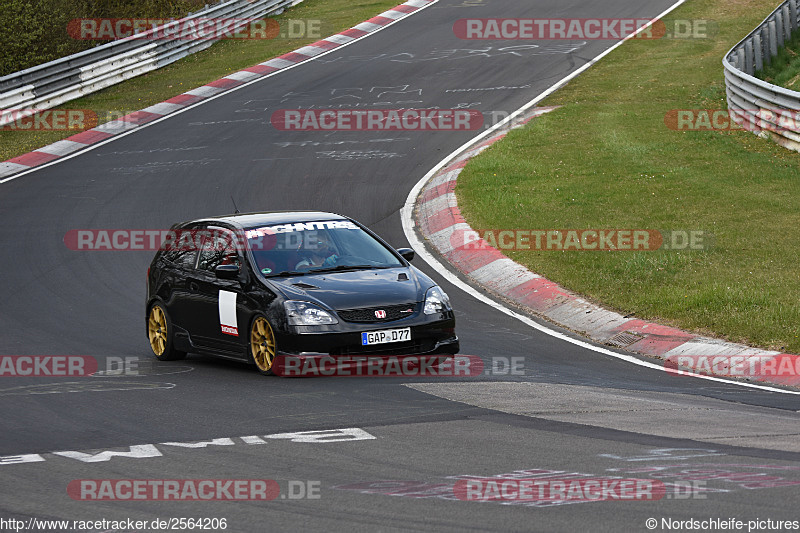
[275,311,458,355]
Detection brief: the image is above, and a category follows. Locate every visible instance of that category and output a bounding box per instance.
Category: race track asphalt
[1,0,798,531]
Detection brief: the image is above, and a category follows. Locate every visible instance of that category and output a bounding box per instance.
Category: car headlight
[285,301,338,326]
[423,285,452,315]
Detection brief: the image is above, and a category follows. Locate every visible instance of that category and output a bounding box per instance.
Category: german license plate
[361,327,411,345]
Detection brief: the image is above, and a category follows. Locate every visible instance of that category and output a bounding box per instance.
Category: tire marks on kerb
[1,428,376,466]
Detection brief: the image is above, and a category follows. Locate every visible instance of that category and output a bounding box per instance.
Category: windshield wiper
[307,264,383,273]
[268,270,307,277]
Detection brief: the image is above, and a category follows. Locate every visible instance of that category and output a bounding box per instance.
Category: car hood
[266,267,427,310]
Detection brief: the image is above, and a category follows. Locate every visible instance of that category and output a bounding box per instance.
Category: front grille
[336,303,417,323]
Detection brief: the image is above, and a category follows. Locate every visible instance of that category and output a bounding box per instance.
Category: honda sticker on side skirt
[219,290,238,336]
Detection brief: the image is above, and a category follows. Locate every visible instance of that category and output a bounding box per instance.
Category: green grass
[0,0,399,162]
[756,22,800,90]
[456,0,800,353]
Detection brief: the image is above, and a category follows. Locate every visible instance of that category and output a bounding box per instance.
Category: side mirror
[396,248,415,261]
[215,264,240,280]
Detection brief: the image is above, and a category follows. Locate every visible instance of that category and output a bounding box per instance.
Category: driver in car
[295,232,339,270]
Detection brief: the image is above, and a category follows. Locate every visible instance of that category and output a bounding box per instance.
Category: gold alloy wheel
[250,316,276,373]
[148,305,168,356]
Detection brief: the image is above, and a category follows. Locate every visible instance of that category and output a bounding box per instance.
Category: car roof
[187,211,348,229]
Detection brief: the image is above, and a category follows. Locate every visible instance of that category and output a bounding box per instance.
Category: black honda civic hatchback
[146,211,459,375]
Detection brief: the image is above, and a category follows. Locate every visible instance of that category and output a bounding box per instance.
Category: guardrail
[0,0,304,126]
[723,0,800,151]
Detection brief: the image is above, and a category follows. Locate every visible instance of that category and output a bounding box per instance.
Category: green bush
[0,0,205,76]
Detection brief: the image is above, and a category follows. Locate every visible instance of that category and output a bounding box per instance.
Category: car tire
[248,315,277,375]
[147,302,187,361]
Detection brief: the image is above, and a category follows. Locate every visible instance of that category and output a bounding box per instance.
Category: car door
[161,223,201,337]
[190,226,247,355]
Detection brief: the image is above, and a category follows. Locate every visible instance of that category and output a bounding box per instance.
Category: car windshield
[244,220,404,276]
